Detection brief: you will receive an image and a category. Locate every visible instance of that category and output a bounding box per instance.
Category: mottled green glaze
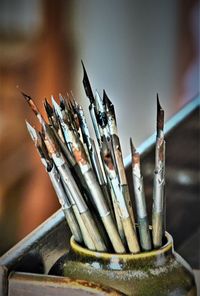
[51,232,196,296]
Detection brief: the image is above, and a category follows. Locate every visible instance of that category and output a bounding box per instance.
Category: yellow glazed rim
[70,231,173,260]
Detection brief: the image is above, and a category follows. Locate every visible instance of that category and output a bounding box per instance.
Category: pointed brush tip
[81,64,94,103]
[103,89,108,101]
[103,89,107,97]
[130,137,134,151]
[95,89,101,98]
[130,137,132,146]
[103,89,109,100]
[81,59,85,68]
[156,94,163,111]
[25,120,37,139]
[81,61,90,84]
[81,60,87,74]
[25,119,31,128]
[52,97,62,117]
[25,119,34,129]
[21,91,31,101]
[59,93,65,104]
[156,97,164,132]
[130,137,138,153]
[130,139,141,167]
[44,97,51,105]
[103,91,114,110]
[44,99,53,115]
[51,95,58,106]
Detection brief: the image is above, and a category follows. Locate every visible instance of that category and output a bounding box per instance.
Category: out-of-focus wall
[0,0,74,253]
[72,0,199,157]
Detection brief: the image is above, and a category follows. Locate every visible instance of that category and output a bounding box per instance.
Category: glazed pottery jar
[50,232,196,296]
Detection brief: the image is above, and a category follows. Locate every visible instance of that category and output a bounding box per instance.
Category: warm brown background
[0,0,199,255]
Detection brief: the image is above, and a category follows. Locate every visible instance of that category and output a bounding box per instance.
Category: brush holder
[49,231,196,296]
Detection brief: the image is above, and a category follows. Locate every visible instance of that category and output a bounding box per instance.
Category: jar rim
[70,231,173,259]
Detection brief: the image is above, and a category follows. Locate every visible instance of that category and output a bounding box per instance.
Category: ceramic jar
[50,232,196,296]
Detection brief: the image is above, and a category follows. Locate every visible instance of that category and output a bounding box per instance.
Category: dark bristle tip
[103,90,111,105]
[103,89,107,100]
[157,94,163,112]
[81,60,87,73]
[130,138,136,154]
[157,95,164,132]
[21,91,31,101]
[44,99,53,117]
[130,137,133,149]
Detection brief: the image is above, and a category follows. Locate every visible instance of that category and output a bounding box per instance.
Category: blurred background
[0,0,199,255]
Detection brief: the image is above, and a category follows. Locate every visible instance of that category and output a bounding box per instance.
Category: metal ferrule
[81,126,92,150]
[78,108,92,150]
[97,112,107,128]
[40,158,49,171]
[95,91,105,113]
[71,139,90,169]
[132,170,147,219]
[79,162,91,174]
[52,153,88,214]
[107,115,124,184]
[99,123,110,141]
[157,129,164,139]
[89,104,101,143]
[51,126,76,167]
[94,91,107,128]
[111,135,127,185]
[155,138,165,169]
[48,164,71,209]
[36,113,44,126]
[83,169,110,217]
[82,129,92,150]
[153,169,165,213]
[106,157,132,221]
[90,139,106,185]
[101,135,116,167]
[59,120,74,151]
[153,140,165,213]
[107,115,118,136]
[52,99,76,151]
[111,177,129,219]
[105,165,116,180]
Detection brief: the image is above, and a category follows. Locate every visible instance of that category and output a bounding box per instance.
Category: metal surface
[131,141,151,251]
[126,95,200,268]
[0,95,199,295]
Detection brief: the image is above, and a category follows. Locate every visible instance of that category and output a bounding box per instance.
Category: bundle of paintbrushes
[24,62,165,254]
